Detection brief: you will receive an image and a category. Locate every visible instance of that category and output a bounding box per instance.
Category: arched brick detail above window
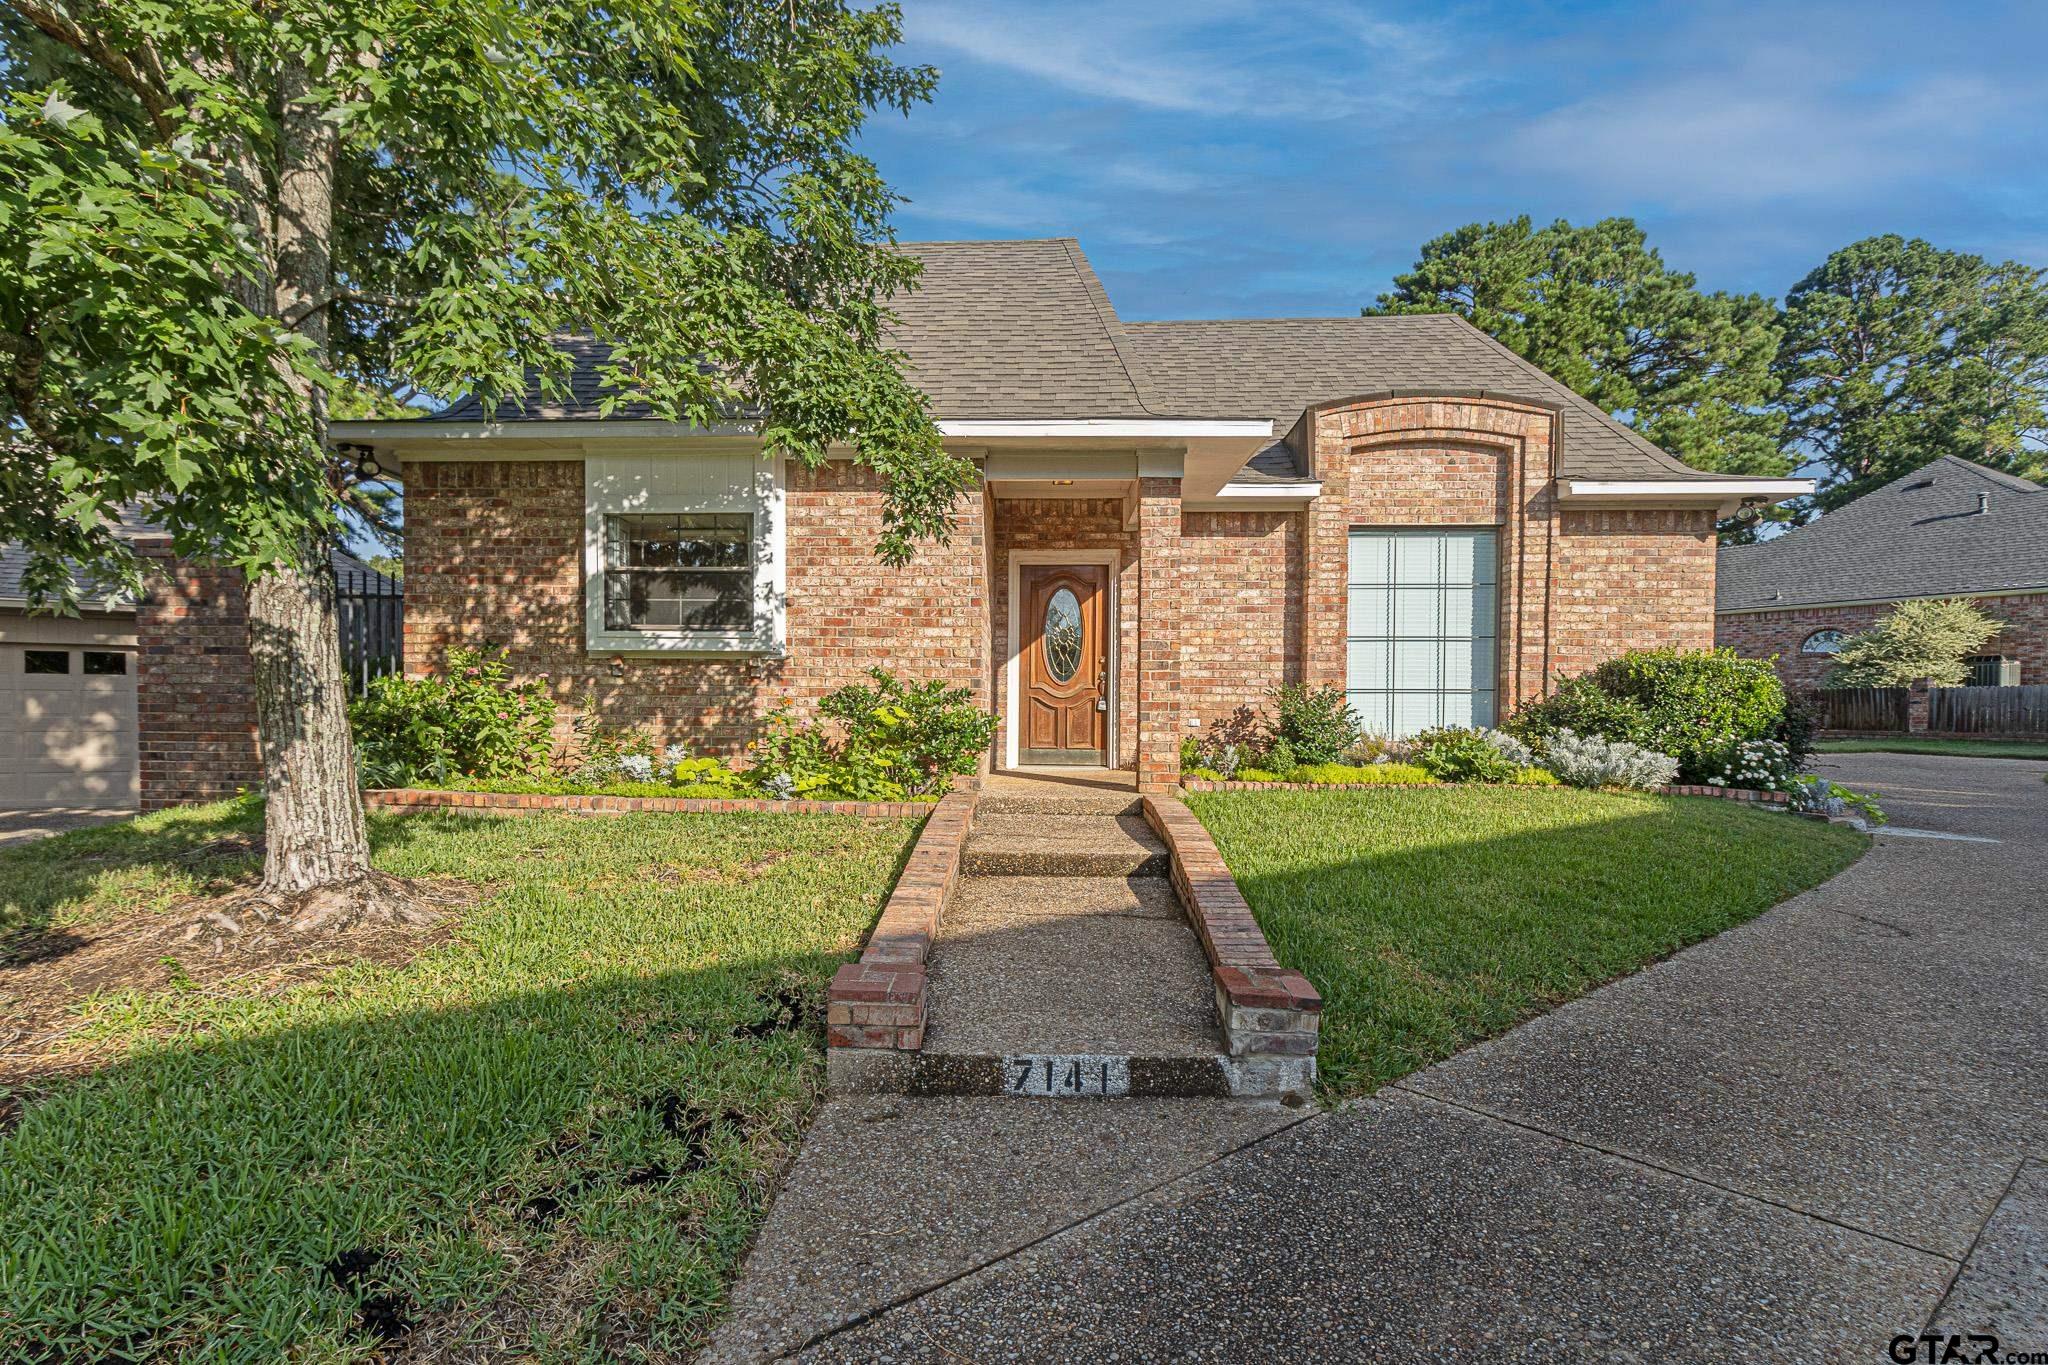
[1301,395,1561,720]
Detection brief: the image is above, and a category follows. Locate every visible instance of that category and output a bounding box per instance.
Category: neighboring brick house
[2,530,393,811]
[1717,457,2048,690]
[331,238,1806,793]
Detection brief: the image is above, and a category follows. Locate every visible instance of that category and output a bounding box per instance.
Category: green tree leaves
[0,0,964,599]
[1777,234,2048,510]
[1824,598,2004,687]
[1370,216,1787,481]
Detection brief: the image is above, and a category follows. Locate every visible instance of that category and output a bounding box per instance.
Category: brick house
[3,526,392,810]
[324,238,1804,793]
[1717,457,2048,690]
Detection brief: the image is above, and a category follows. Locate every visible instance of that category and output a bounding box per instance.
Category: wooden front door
[1020,564,1109,765]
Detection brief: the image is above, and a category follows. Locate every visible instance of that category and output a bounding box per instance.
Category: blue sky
[857,0,2048,319]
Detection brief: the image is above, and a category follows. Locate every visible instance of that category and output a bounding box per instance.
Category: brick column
[1906,677,1932,733]
[1137,477,1183,790]
[134,541,263,809]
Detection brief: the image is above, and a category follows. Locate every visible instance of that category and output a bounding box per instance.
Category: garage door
[0,644,138,808]
[1346,529,1498,737]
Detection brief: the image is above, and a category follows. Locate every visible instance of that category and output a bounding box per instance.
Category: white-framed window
[1346,528,1498,737]
[1801,629,1846,655]
[583,449,784,655]
[602,513,754,631]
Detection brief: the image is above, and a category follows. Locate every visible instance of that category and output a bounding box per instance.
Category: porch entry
[1018,563,1110,765]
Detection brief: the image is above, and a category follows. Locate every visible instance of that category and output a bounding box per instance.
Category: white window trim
[1005,549,1120,771]
[583,452,786,656]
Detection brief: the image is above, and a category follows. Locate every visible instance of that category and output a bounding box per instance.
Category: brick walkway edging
[825,791,978,1052]
[1140,794,1322,1082]
[362,788,940,818]
[1179,778,1789,805]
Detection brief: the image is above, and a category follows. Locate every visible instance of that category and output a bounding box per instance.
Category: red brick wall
[988,496,1140,766]
[1717,592,2048,690]
[1180,509,1303,732]
[402,458,989,760]
[1552,509,1718,682]
[1136,478,1184,790]
[134,542,262,809]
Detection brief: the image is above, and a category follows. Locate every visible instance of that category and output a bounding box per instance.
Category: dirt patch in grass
[0,875,479,1087]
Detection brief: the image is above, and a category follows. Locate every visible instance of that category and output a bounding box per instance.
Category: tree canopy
[1369,216,1787,483]
[0,0,965,613]
[1776,234,2048,511]
[1824,597,2003,688]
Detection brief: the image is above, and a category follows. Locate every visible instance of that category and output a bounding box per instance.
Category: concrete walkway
[0,807,133,847]
[716,754,2045,1361]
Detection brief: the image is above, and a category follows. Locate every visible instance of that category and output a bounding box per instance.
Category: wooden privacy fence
[336,568,403,694]
[1928,684,2048,736]
[1811,686,1908,733]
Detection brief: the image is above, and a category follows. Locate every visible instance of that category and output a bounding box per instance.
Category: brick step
[962,813,1168,878]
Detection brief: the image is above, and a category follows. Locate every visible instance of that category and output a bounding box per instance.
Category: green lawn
[0,799,917,1362]
[1187,788,1865,1101]
[1816,737,2048,760]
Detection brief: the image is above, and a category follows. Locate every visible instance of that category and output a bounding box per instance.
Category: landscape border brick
[1178,778,1789,805]
[1140,794,1322,1077]
[362,788,939,819]
[825,790,977,1052]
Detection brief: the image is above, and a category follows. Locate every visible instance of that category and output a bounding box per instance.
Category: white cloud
[906,0,1464,122]
[1503,55,2028,208]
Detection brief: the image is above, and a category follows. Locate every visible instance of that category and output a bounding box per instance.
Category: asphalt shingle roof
[421,239,1729,484]
[1716,457,2048,612]
[1122,314,1712,483]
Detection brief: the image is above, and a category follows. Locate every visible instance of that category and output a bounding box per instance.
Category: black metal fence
[1810,686,1908,733]
[336,569,403,694]
[1928,684,2048,736]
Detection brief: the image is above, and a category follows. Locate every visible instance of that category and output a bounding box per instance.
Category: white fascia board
[1183,481,1323,511]
[328,419,757,444]
[1561,478,1813,501]
[939,418,1272,439]
[330,417,1276,445]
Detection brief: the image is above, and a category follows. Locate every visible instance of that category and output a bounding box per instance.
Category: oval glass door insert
[1044,588,1083,682]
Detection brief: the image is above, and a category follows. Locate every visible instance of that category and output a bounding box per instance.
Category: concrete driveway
[0,807,134,848]
[720,752,2046,1362]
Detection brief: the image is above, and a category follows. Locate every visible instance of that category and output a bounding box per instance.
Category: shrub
[818,668,998,797]
[1824,598,2003,687]
[1237,767,1281,783]
[1508,766,1561,787]
[351,646,556,787]
[1283,762,1432,785]
[1266,684,1362,765]
[1413,727,1526,783]
[1511,648,1786,781]
[1541,728,1679,790]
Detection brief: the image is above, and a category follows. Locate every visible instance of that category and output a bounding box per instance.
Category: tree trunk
[248,549,373,895]
[242,58,380,913]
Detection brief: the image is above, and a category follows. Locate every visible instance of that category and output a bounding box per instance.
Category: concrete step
[977,790,1144,817]
[963,813,1169,878]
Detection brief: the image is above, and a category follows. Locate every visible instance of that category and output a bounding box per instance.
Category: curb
[825,791,977,1052]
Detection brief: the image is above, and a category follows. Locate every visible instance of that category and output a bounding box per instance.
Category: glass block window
[603,513,755,631]
[1346,529,1498,737]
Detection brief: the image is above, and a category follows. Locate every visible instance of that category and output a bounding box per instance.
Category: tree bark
[243,57,379,909]
[247,551,373,895]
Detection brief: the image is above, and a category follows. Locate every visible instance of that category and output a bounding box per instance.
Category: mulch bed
[0,859,475,1103]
